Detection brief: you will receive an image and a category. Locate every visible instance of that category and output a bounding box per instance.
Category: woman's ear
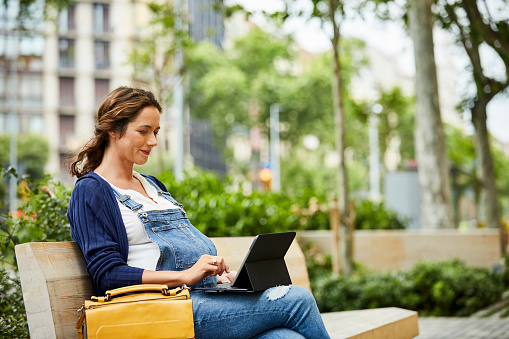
[108,130,119,140]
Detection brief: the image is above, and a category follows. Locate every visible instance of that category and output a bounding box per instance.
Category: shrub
[308,256,505,317]
[158,170,301,236]
[0,271,27,338]
[409,260,504,316]
[0,172,71,338]
[1,176,72,265]
[354,200,408,230]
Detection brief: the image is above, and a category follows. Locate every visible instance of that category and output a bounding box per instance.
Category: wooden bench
[15,238,419,338]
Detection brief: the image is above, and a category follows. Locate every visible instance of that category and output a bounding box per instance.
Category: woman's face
[110,106,160,166]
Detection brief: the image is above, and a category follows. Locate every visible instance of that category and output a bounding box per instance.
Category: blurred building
[1,2,46,155]
[186,0,227,176]
[0,0,226,182]
[1,0,150,181]
[47,0,149,181]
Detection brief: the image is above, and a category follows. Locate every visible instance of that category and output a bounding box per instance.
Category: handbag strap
[76,304,86,339]
[92,284,188,302]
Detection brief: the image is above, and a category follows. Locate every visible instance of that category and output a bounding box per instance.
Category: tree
[376,87,416,167]
[408,0,455,229]
[4,0,73,19]
[129,2,190,105]
[186,27,295,181]
[256,0,357,275]
[434,0,508,254]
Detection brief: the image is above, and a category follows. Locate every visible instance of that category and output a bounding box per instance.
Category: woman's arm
[67,176,144,294]
[142,254,230,286]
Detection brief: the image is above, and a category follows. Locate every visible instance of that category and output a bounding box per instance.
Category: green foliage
[355,200,408,230]
[289,194,409,231]
[232,26,292,80]
[187,27,295,142]
[0,271,28,338]
[1,176,71,263]
[279,146,339,198]
[18,178,72,242]
[446,124,509,217]
[157,170,301,236]
[446,125,476,171]
[0,134,50,210]
[128,0,192,107]
[309,256,504,316]
[0,170,71,338]
[376,87,415,163]
[157,169,408,233]
[16,135,50,182]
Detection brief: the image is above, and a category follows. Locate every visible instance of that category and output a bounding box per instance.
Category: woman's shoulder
[72,172,112,198]
[67,172,117,221]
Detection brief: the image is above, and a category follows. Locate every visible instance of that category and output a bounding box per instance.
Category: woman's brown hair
[68,86,162,178]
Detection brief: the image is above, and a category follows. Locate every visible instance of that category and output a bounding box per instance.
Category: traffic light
[259,168,272,191]
[259,168,272,182]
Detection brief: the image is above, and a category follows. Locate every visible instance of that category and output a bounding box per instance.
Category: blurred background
[1,0,509,335]
[1,0,508,230]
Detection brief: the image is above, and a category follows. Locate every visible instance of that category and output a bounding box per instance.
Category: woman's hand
[217,270,237,284]
[180,254,230,286]
[142,255,233,287]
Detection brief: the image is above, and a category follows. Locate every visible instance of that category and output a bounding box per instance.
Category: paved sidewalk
[417,317,509,339]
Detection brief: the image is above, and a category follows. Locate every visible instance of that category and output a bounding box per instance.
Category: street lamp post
[269,104,281,192]
[8,12,19,214]
[369,103,382,201]
[173,0,184,182]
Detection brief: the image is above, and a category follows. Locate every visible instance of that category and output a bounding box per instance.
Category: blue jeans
[191,285,331,339]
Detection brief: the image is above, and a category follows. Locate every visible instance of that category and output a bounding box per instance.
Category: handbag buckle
[77,305,84,317]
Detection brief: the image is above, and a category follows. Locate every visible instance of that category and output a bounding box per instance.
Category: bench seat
[15,241,419,338]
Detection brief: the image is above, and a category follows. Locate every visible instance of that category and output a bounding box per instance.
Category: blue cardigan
[67,171,168,295]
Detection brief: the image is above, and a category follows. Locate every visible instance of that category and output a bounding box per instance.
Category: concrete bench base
[322,307,419,338]
[15,241,419,338]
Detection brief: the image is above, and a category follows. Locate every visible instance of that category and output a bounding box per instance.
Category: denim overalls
[110,177,217,289]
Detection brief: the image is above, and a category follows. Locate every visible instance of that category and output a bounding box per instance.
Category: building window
[59,114,75,147]
[27,114,43,134]
[19,114,43,134]
[18,56,43,71]
[0,0,43,30]
[59,39,75,68]
[0,34,44,59]
[94,41,110,70]
[93,3,110,34]
[20,35,44,57]
[95,78,109,108]
[59,77,75,106]
[20,72,42,106]
[58,3,77,33]
[0,70,6,104]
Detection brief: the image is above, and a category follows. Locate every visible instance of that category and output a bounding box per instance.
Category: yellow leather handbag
[76,284,194,339]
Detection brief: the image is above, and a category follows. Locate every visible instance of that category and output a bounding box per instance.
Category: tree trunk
[409,0,454,229]
[471,97,506,254]
[330,9,353,276]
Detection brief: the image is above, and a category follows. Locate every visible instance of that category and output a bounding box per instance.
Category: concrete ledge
[299,229,503,271]
[322,307,419,339]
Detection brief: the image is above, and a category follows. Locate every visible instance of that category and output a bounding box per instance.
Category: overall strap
[111,187,144,212]
[142,175,185,209]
